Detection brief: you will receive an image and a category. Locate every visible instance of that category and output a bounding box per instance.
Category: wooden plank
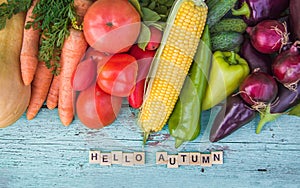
[0,107,299,187]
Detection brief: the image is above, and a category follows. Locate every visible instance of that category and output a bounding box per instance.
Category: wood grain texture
[0,105,299,188]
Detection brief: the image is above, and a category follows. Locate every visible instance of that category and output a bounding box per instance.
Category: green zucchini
[211,31,244,52]
[210,18,247,34]
[206,0,238,28]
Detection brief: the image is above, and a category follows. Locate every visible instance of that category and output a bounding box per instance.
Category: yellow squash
[0,1,31,128]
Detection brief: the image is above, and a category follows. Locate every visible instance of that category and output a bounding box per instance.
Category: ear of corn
[138,0,208,143]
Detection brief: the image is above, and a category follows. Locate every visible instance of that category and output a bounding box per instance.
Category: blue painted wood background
[0,104,299,188]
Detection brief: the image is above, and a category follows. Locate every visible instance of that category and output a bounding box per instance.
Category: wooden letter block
[122,153,134,166]
[200,153,212,167]
[100,153,112,166]
[134,152,145,165]
[156,152,168,165]
[211,151,223,164]
[111,151,123,165]
[167,155,178,168]
[189,152,201,166]
[178,153,190,165]
[89,151,100,164]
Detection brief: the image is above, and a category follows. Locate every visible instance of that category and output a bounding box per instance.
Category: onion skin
[239,71,278,107]
[246,20,288,54]
[240,37,272,74]
[272,44,300,85]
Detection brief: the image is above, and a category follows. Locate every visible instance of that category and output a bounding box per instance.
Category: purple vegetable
[246,20,289,54]
[239,71,278,108]
[240,37,272,74]
[232,0,290,26]
[271,82,300,113]
[256,82,300,133]
[210,95,256,142]
[272,42,300,87]
[289,0,300,40]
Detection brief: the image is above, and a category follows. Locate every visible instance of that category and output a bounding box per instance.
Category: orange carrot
[26,61,54,120]
[58,28,88,126]
[46,74,60,110]
[58,0,92,126]
[74,0,94,24]
[20,0,41,86]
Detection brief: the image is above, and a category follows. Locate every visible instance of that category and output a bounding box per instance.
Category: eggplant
[232,0,290,26]
[256,82,300,134]
[271,82,300,113]
[289,0,300,40]
[210,95,257,142]
[240,37,272,74]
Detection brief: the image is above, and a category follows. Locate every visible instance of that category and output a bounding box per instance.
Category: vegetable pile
[0,0,299,148]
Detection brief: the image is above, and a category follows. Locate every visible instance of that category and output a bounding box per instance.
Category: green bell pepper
[202,51,249,111]
[168,25,212,148]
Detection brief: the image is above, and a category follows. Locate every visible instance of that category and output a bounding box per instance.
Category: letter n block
[211,151,223,164]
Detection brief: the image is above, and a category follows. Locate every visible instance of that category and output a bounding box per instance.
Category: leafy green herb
[0,0,32,30]
[26,0,77,74]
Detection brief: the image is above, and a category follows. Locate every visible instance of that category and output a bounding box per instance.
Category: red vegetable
[76,83,123,129]
[239,71,278,110]
[146,26,163,51]
[83,0,141,54]
[97,53,138,97]
[127,45,155,108]
[272,42,300,89]
[246,20,289,54]
[71,57,97,91]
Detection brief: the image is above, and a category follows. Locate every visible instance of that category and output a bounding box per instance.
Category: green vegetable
[206,0,237,28]
[168,25,212,148]
[202,51,250,110]
[0,0,32,30]
[211,31,244,52]
[206,0,219,9]
[210,18,247,34]
[25,0,77,74]
[288,103,300,117]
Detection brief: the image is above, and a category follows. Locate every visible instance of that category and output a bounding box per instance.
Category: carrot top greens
[0,0,32,30]
[0,0,79,75]
[26,0,78,74]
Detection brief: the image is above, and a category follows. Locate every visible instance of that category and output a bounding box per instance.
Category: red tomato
[97,53,138,97]
[75,83,123,129]
[83,0,141,54]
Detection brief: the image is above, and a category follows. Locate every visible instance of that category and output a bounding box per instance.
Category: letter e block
[211,151,223,164]
[111,151,123,165]
[89,151,100,164]
[167,155,178,168]
[122,153,134,166]
[134,152,145,165]
[178,153,190,165]
[200,153,212,167]
[100,153,112,166]
[156,152,168,165]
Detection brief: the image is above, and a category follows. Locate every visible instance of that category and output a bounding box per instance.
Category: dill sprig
[0,0,32,30]
[26,0,77,74]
